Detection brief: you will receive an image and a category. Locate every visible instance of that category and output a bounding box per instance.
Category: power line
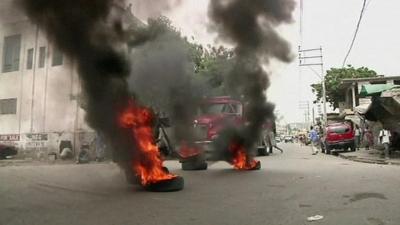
[342,0,367,67]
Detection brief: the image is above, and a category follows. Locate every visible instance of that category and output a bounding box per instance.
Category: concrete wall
[0,20,93,159]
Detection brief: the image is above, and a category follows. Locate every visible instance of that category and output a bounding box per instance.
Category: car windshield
[198,103,236,115]
[329,126,350,134]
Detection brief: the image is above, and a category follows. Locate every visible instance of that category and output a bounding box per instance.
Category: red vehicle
[193,96,273,156]
[321,122,355,154]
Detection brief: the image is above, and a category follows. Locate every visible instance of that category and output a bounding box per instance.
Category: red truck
[192,96,274,156]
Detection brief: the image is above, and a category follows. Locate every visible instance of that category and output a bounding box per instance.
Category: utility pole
[298,46,327,126]
[299,100,310,125]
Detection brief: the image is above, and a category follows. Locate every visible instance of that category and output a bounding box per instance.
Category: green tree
[311,65,377,109]
[188,42,234,95]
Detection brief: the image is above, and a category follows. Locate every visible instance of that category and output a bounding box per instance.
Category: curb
[338,153,399,165]
[0,160,111,167]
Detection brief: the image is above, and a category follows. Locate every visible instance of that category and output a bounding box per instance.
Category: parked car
[284,135,294,143]
[0,143,18,159]
[321,122,355,154]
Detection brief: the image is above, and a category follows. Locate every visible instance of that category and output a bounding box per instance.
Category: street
[1,143,400,225]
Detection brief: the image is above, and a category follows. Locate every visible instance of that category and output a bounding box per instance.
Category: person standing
[379,128,391,159]
[309,126,319,155]
[354,125,361,150]
[363,127,373,150]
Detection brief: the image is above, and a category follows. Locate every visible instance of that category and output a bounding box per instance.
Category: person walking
[363,127,373,150]
[379,128,391,159]
[309,126,319,155]
[354,125,361,150]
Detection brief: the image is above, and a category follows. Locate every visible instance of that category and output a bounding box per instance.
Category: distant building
[339,76,400,113]
[339,76,400,148]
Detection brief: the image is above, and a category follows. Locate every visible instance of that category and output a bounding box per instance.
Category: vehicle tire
[143,176,184,192]
[181,160,208,171]
[325,144,331,155]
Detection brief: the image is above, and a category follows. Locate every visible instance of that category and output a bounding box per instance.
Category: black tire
[181,161,208,171]
[325,144,331,155]
[350,142,356,152]
[252,161,261,170]
[143,176,184,192]
[126,166,170,185]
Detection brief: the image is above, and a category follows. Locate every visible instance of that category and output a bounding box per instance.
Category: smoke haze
[127,22,202,144]
[208,0,295,159]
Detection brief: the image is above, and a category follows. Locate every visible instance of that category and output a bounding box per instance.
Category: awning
[345,114,361,126]
[359,84,400,97]
[354,103,371,115]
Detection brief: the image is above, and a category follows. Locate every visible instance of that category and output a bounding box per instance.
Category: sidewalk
[339,148,400,165]
[0,158,111,167]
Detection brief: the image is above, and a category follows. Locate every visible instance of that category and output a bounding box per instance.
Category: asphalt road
[1,143,400,225]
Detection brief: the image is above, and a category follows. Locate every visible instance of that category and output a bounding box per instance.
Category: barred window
[26,48,34,69]
[0,98,17,115]
[52,48,63,66]
[38,46,46,68]
[2,34,21,73]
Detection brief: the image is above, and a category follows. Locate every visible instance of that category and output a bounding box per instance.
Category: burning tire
[181,160,208,170]
[143,176,184,192]
[125,166,170,185]
[251,161,261,170]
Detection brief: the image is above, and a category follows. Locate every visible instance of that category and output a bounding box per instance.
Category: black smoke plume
[208,0,295,161]
[15,0,149,174]
[127,18,202,147]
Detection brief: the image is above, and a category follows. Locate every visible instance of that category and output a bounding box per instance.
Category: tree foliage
[131,16,234,96]
[188,42,234,95]
[311,65,377,109]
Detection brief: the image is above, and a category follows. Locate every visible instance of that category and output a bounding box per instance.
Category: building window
[26,48,34,69]
[0,98,17,115]
[2,34,21,73]
[394,80,400,85]
[52,48,63,66]
[38,46,46,68]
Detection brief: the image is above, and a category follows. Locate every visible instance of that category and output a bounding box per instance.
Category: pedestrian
[309,126,319,155]
[299,135,304,146]
[379,128,391,159]
[354,125,361,150]
[363,127,373,150]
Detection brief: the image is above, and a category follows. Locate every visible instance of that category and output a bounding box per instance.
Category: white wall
[0,20,93,157]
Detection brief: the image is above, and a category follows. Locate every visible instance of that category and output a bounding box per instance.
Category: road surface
[1,143,400,225]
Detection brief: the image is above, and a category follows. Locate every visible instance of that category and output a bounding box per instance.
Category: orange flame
[229,142,259,170]
[119,101,176,186]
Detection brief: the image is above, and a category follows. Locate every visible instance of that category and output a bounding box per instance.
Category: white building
[0,17,93,158]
